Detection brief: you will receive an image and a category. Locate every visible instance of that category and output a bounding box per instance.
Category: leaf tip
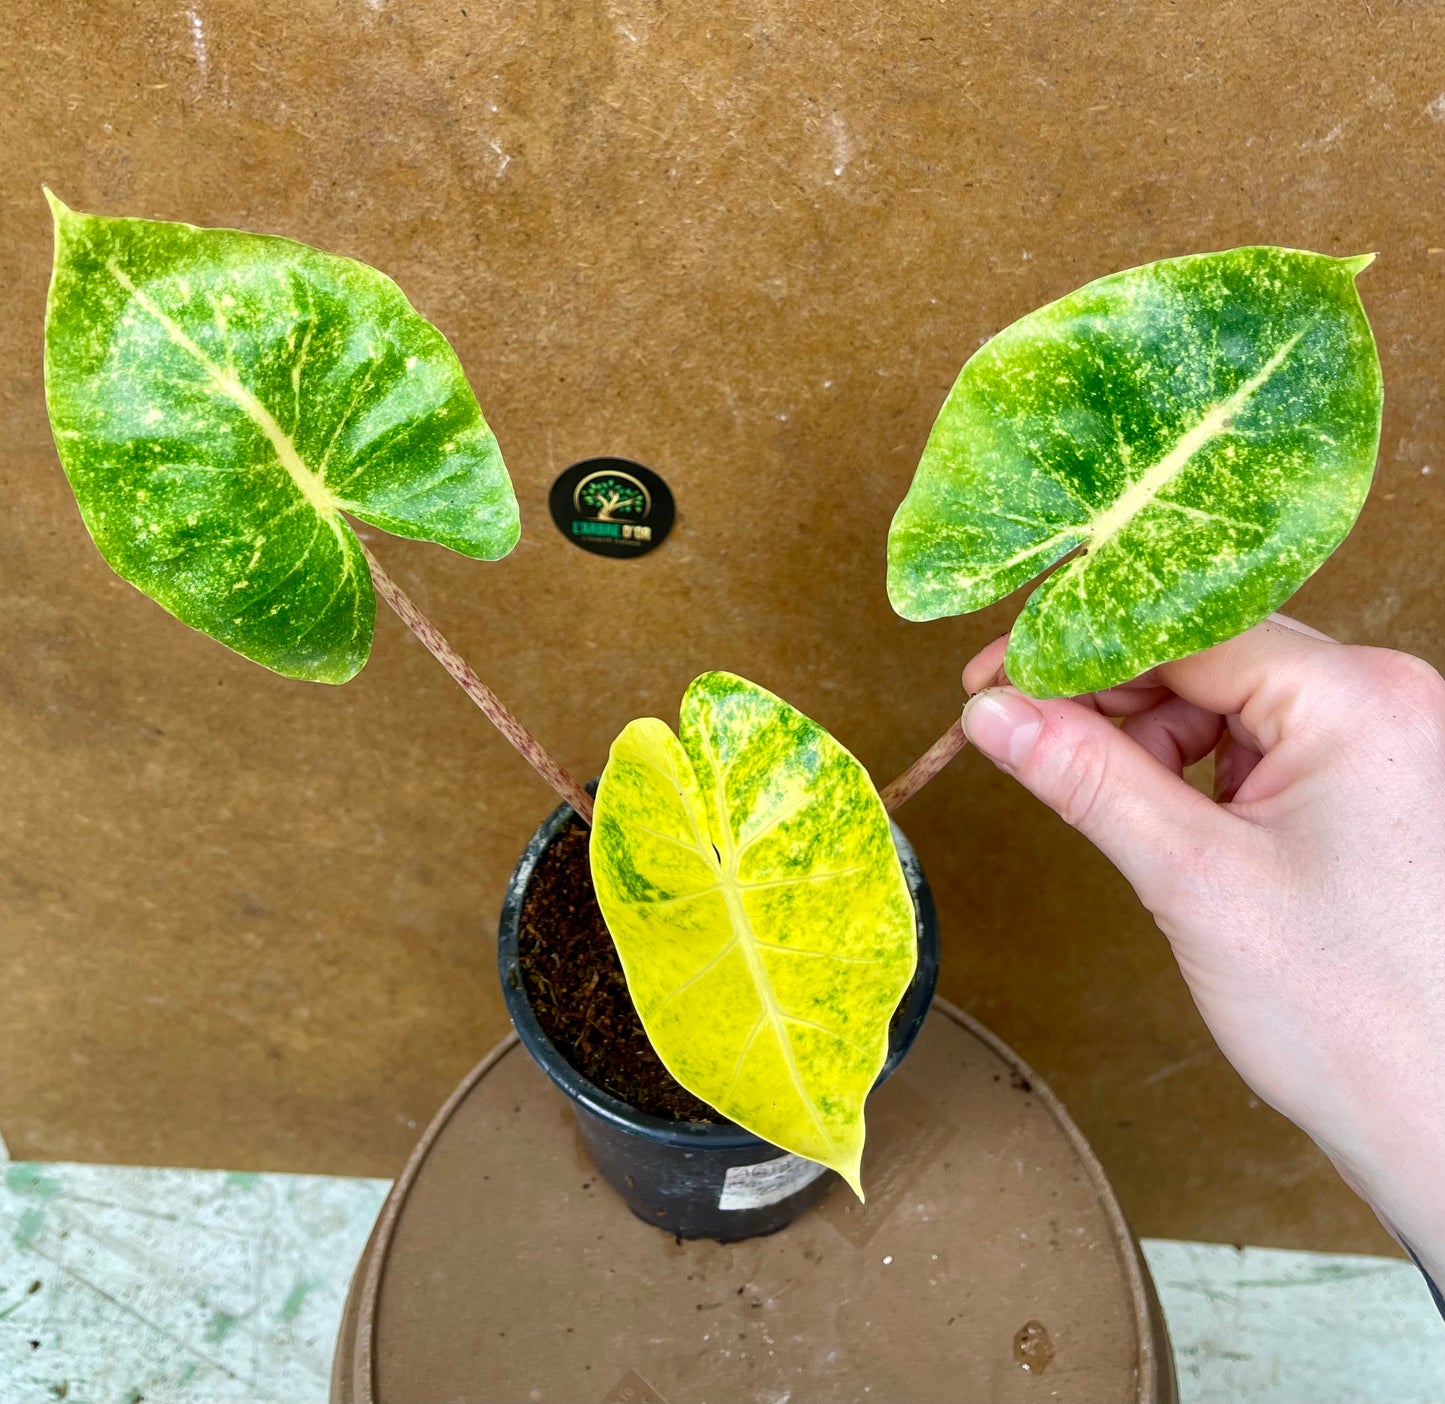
[839,1158,866,1203]
[42,187,75,226]
[1341,252,1377,278]
[254,641,370,687]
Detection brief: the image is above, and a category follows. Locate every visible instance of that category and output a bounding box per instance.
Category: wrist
[1299,972,1445,1280]
[1404,1243,1445,1319]
[1328,1099,1445,1283]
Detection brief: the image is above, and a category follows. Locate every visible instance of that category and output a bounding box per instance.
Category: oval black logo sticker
[549,457,675,558]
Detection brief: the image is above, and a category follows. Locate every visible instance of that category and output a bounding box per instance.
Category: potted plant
[42,196,1383,1244]
[497,676,942,1239]
[41,194,941,1243]
[550,243,1381,1238]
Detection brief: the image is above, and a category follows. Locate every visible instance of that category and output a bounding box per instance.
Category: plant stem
[360,542,595,825]
[880,718,969,813]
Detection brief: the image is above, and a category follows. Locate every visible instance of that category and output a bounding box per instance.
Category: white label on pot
[718,1153,828,1211]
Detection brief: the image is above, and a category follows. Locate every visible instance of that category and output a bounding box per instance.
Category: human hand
[960,615,1445,1282]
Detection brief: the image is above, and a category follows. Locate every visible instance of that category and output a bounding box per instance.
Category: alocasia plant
[42,200,1392,1198]
[42,196,917,1196]
[47,202,1388,1198]
[43,193,592,818]
[887,247,1384,698]
[590,672,916,1196]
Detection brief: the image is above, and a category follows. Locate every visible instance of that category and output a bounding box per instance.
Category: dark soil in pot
[515,814,726,1124]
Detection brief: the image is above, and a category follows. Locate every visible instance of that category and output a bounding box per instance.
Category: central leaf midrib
[104,258,343,527]
[698,733,834,1150]
[1086,331,1304,551]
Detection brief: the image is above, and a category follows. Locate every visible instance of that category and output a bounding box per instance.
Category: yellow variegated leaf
[43,195,518,684]
[589,671,916,1198]
[887,246,1382,696]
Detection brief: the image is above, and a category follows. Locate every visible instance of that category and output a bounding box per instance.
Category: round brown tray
[333,999,1177,1403]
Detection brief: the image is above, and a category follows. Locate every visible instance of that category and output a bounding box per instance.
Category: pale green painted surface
[0,1159,387,1403]
[0,1161,1440,1402]
[1147,1239,1445,1404]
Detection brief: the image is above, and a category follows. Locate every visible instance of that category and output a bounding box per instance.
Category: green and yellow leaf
[887,246,1383,696]
[590,672,916,1198]
[43,194,519,683]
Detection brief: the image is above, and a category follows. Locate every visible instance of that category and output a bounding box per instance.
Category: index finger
[964,612,1342,729]
[1152,614,1344,749]
[963,633,1165,706]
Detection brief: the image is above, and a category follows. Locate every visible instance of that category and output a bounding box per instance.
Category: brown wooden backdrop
[3,0,1442,1255]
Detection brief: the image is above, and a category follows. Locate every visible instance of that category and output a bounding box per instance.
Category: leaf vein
[737,866,865,892]
[782,1012,874,1060]
[654,936,740,1015]
[752,940,879,966]
[1087,331,1304,550]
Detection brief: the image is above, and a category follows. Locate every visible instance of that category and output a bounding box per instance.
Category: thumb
[962,686,1235,902]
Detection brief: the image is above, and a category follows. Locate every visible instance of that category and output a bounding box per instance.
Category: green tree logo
[579,475,647,521]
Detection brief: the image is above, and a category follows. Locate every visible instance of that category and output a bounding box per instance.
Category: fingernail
[963,689,1042,769]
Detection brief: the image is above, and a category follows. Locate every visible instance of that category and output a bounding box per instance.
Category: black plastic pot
[498,788,941,1242]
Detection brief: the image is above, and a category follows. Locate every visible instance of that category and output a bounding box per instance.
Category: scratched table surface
[1,1152,1442,1402]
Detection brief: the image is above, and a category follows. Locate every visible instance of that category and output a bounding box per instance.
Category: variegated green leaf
[590,672,916,1198]
[43,193,519,683]
[887,247,1383,696]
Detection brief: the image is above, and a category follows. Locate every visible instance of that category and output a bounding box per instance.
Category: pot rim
[497,781,941,1151]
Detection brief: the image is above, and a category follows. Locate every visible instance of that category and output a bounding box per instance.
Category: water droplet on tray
[1013,1319,1055,1373]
